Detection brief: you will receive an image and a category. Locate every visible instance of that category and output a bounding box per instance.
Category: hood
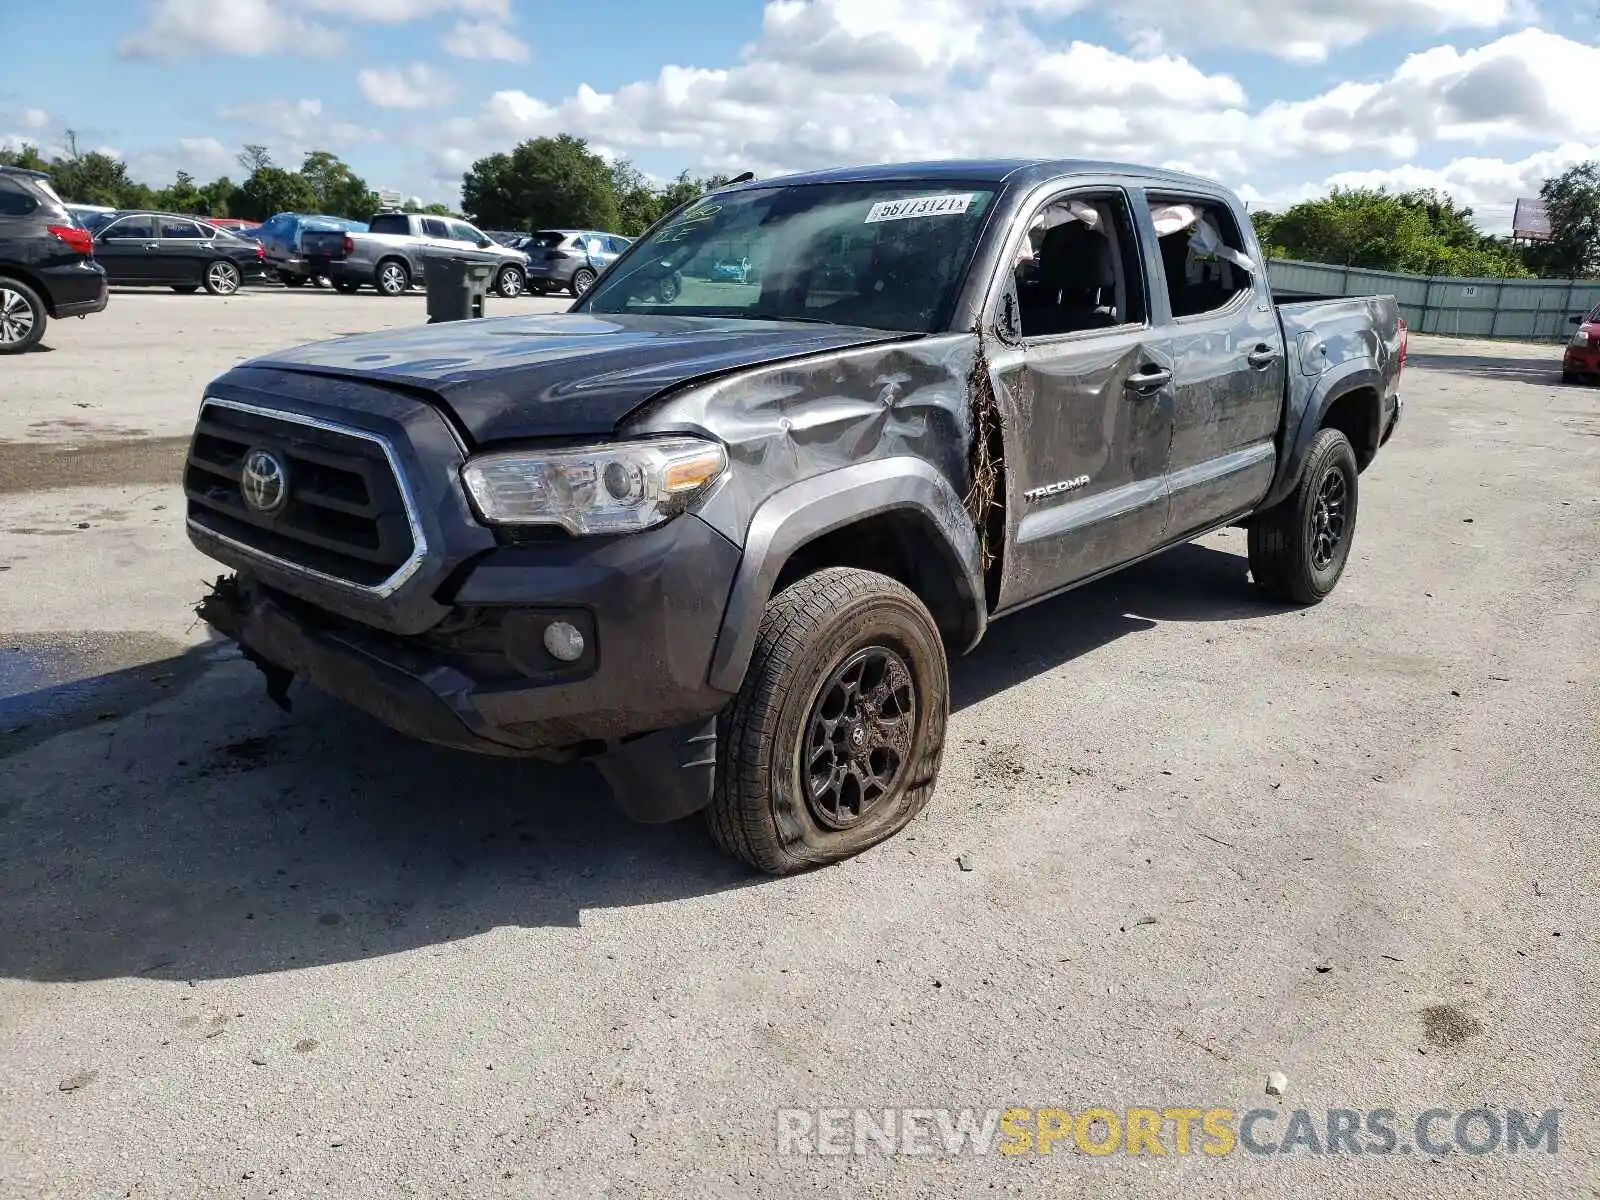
[245,313,912,443]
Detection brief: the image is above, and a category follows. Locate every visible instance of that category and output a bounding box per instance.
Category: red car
[1565,305,1600,384]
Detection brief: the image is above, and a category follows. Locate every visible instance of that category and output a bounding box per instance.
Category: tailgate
[300,230,349,260]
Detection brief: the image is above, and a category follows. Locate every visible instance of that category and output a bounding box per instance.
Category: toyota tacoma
[186,159,1405,874]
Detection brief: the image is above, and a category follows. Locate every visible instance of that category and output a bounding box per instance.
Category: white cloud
[118,0,342,59]
[294,0,509,21]
[219,97,382,167]
[441,18,530,61]
[357,62,454,108]
[1015,0,1523,63]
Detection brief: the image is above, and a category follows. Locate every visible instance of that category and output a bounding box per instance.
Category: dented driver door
[983,188,1177,613]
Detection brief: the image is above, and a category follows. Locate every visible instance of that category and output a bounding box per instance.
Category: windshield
[579,181,999,333]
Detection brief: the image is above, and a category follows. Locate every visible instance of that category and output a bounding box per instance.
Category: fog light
[543,620,586,662]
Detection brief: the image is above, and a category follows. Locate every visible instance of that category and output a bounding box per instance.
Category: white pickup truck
[306,211,532,298]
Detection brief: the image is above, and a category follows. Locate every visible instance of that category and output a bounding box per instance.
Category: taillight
[1397,318,1408,372]
[343,235,354,255]
[256,245,265,260]
[47,224,94,256]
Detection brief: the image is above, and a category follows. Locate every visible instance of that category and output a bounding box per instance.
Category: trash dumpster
[424,255,494,323]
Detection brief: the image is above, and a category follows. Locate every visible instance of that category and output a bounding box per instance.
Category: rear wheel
[1248,427,1360,604]
[203,260,241,296]
[706,567,949,875]
[375,259,410,296]
[0,280,45,354]
[571,267,596,297]
[495,264,526,298]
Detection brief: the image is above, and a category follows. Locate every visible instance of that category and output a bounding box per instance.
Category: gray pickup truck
[307,211,532,299]
[185,159,1404,874]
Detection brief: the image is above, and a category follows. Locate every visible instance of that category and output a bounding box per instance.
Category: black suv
[0,166,108,353]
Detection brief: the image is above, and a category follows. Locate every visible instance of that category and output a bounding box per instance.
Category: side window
[449,220,484,243]
[160,218,203,238]
[421,218,449,238]
[104,215,155,239]
[1016,192,1146,339]
[0,180,38,217]
[1147,196,1254,319]
[607,236,630,254]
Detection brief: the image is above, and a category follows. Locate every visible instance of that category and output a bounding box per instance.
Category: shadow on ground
[0,542,1276,984]
[1405,351,1567,388]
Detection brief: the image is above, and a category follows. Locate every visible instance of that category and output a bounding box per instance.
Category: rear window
[368,213,409,235]
[0,179,37,217]
[34,178,65,208]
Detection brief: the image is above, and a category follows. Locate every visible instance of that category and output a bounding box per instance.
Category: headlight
[1572,330,1591,348]
[461,436,727,534]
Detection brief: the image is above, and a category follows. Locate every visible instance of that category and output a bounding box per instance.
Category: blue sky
[2,0,1597,231]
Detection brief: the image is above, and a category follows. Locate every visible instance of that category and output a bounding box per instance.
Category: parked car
[65,202,118,228]
[91,211,266,295]
[251,212,368,286]
[518,229,630,296]
[304,212,531,298]
[0,166,108,353]
[1563,306,1600,384]
[184,159,1405,874]
[710,256,755,283]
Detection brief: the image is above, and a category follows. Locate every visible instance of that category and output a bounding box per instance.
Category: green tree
[1530,163,1600,278]
[1261,187,1528,278]
[150,170,206,214]
[0,142,49,171]
[462,135,619,231]
[232,166,317,221]
[198,176,239,217]
[299,150,378,220]
[48,130,151,208]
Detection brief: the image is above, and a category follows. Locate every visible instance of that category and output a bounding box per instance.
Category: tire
[571,267,596,297]
[495,265,525,298]
[0,279,45,354]
[202,260,242,296]
[375,259,410,296]
[706,567,950,875]
[1563,369,1580,385]
[279,272,307,288]
[1248,427,1360,604]
[171,284,199,294]
[528,280,549,296]
[332,279,361,295]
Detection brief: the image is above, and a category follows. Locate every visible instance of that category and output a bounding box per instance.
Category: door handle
[1246,344,1279,369]
[143,243,160,250]
[1126,365,1172,394]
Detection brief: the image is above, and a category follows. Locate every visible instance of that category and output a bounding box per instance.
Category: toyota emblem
[241,448,289,514]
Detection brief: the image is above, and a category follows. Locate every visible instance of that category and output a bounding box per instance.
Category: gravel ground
[0,293,1596,1199]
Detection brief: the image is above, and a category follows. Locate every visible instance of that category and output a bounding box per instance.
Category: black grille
[184,403,416,587]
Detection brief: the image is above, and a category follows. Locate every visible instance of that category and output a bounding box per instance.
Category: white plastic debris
[1266,1071,1290,1097]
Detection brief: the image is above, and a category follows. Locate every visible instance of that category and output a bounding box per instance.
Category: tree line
[1251,164,1600,279]
[6,127,1599,275]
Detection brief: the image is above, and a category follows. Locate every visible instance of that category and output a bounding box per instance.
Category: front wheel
[495,265,525,298]
[570,267,596,297]
[375,259,410,296]
[706,567,949,875]
[203,260,242,296]
[0,280,45,354]
[1248,427,1360,604]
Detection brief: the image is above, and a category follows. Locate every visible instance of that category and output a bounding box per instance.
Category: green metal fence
[1267,258,1600,343]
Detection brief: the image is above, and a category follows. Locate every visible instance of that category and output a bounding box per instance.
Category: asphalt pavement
[0,291,1595,1199]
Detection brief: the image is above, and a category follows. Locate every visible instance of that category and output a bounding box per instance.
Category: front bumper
[1564,346,1599,379]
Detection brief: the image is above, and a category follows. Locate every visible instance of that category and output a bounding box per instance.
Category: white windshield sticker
[864,193,975,224]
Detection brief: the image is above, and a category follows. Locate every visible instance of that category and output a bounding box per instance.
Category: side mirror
[1572,315,1584,326]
